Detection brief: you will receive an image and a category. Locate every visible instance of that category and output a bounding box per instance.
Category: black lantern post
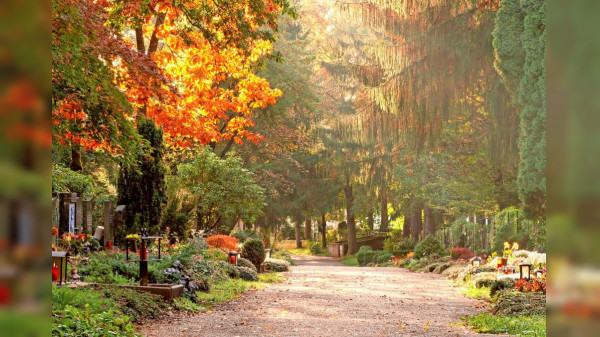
[125,228,163,286]
[470,256,482,267]
[52,251,69,285]
[519,263,532,280]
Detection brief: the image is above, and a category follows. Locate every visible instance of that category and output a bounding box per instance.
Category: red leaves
[206,235,239,252]
[515,278,546,294]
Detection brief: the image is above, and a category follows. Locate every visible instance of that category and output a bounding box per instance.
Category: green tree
[493,0,546,219]
[117,118,166,235]
[171,148,265,233]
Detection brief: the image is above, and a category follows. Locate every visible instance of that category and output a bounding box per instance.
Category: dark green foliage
[413,235,444,258]
[161,196,194,240]
[241,238,266,270]
[375,252,393,264]
[492,290,546,316]
[230,229,259,243]
[117,117,166,235]
[356,246,393,266]
[264,258,289,272]
[77,253,137,284]
[214,260,240,279]
[236,266,259,281]
[52,284,168,337]
[475,277,496,289]
[493,0,546,220]
[237,257,258,272]
[97,286,168,322]
[490,278,516,296]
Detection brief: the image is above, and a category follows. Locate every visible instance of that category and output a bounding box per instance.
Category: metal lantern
[470,256,482,267]
[125,229,163,286]
[228,251,238,265]
[52,251,69,285]
[519,263,532,280]
[534,269,544,279]
[264,248,271,259]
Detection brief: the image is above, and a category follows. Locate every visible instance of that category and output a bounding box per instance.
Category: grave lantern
[52,251,69,285]
[228,251,238,265]
[125,228,163,286]
[470,256,482,267]
[264,248,271,259]
[519,262,532,280]
[534,269,544,279]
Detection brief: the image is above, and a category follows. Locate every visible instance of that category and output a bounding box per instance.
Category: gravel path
[141,256,504,336]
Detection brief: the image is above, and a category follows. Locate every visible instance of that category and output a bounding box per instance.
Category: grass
[276,240,303,250]
[277,240,329,256]
[463,313,546,337]
[461,286,491,300]
[341,254,359,266]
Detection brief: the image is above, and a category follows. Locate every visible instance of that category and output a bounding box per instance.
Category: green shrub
[214,260,240,279]
[490,278,516,296]
[433,262,452,274]
[375,252,393,264]
[413,235,443,258]
[396,237,416,251]
[383,238,396,251]
[356,246,375,266]
[241,238,266,270]
[236,266,259,281]
[230,229,258,243]
[271,250,294,265]
[264,258,289,272]
[236,257,257,272]
[52,306,136,337]
[308,240,321,255]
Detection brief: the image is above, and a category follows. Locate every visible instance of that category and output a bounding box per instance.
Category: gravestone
[58,192,77,235]
[83,199,93,234]
[114,205,126,244]
[103,200,113,245]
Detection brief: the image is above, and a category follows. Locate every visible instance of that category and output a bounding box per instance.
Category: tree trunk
[410,195,422,241]
[424,202,435,236]
[344,174,357,254]
[70,146,82,171]
[321,214,327,248]
[402,206,411,238]
[295,221,302,248]
[380,185,389,232]
[304,217,312,241]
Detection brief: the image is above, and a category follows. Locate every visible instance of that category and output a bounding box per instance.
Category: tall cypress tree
[493,0,546,219]
[117,117,166,235]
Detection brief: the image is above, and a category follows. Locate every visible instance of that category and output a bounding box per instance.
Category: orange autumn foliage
[53,0,289,154]
[118,0,283,146]
[206,235,239,252]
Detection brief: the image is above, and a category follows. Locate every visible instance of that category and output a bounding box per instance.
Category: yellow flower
[512,243,519,250]
[503,242,510,249]
[126,234,140,239]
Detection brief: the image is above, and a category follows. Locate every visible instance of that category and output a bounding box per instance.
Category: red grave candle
[52,264,59,282]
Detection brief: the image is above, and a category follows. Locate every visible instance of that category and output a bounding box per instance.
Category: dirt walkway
[142,256,503,336]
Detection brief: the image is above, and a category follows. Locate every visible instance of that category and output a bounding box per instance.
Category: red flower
[52,227,58,236]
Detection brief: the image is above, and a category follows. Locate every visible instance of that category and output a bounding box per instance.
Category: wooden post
[103,200,113,246]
